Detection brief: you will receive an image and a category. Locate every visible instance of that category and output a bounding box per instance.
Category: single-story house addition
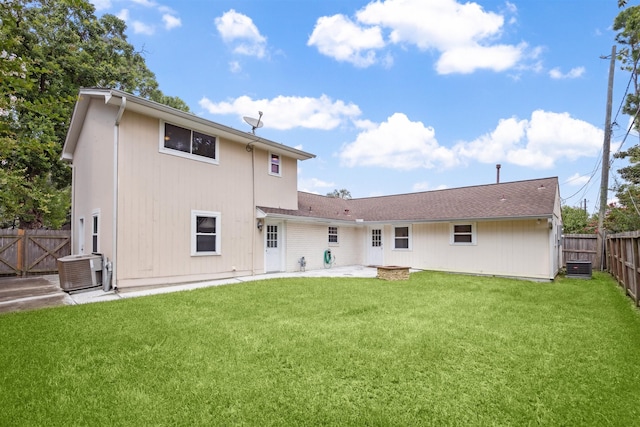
[259,177,563,280]
[63,88,562,289]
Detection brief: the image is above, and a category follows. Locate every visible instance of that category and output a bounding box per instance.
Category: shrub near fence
[607,232,640,307]
[0,229,71,276]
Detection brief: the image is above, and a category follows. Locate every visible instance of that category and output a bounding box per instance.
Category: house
[258,178,563,280]
[62,88,562,289]
[62,88,314,288]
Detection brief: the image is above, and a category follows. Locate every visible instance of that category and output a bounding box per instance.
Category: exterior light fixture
[257,219,263,231]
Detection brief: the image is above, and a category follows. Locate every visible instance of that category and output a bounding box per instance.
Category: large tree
[608,3,640,232]
[0,0,188,229]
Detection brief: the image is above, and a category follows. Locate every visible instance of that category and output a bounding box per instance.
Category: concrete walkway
[0,266,379,314]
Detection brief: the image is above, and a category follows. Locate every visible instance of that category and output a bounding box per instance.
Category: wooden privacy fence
[607,232,640,307]
[0,229,71,276]
[563,234,597,266]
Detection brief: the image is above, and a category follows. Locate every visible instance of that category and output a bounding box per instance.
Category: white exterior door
[265,222,282,272]
[367,227,384,266]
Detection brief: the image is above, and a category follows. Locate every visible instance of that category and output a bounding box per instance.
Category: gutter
[258,212,554,225]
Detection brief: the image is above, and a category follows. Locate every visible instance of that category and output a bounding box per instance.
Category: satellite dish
[243,111,264,134]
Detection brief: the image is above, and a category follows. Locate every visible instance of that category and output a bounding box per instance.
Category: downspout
[251,145,256,276]
[112,96,126,290]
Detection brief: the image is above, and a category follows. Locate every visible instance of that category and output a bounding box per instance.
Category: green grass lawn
[1,271,640,426]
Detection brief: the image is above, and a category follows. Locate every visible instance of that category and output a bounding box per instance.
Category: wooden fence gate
[0,229,71,276]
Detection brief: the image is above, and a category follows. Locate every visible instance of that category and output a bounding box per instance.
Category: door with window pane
[265,223,282,272]
[367,228,383,266]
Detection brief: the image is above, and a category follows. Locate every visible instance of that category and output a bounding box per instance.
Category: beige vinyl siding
[284,222,365,271]
[71,99,116,257]
[383,219,552,279]
[254,149,298,210]
[116,111,258,287]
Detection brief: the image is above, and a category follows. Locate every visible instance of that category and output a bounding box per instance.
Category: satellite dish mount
[243,111,264,135]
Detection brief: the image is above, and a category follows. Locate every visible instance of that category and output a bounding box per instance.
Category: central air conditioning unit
[566,260,592,279]
[57,254,103,292]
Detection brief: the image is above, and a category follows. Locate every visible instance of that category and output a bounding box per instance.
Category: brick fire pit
[376,266,410,281]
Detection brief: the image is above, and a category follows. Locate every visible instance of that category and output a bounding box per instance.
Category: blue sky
[90,0,636,215]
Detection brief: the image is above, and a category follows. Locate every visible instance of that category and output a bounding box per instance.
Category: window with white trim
[451,223,476,245]
[191,210,221,255]
[91,210,100,253]
[269,152,281,176]
[394,225,411,250]
[328,226,338,244]
[161,122,218,164]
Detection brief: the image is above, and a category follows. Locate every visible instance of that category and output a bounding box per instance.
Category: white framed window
[160,122,219,165]
[269,152,281,177]
[191,210,221,256]
[393,225,411,250]
[451,223,476,245]
[328,226,338,245]
[91,210,100,253]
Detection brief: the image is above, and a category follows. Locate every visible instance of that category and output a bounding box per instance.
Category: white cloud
[338,109,603,172]
[91,0,112,11]
[131,20,155,35]
[339,113,459,170]
[307,14,385,68]
[131,0,156,7]
[453,117,526,164]
[436,43,526,74]
[162,14,181,30]
[454,110,603,168]
[549,66,585,79]
[215,10,267,58]
[199,94,361,130]
[566,173,590,186]
[228,61,242,73]
[412,182,448,192]
[107,2,180,35]
[309,0,530,74]
[116,9,129,21]
[298,177,336,194]
[357,0,504,51]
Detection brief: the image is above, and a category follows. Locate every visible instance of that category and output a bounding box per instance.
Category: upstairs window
[328,226,338,244]
[269,152,281,176]
[161,122,218,164]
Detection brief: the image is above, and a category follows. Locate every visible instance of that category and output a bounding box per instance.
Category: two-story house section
[62,88,315,289]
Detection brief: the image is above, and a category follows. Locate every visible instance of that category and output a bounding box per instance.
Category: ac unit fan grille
[566,260,592,279]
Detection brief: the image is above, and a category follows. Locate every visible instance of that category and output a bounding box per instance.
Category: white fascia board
[101,89,315,161]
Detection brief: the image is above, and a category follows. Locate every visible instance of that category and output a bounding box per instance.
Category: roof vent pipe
[496,164,501,184]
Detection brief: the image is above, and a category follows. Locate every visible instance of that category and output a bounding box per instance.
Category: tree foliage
[609,3,640,233]
[326,189,352,199]
[0,0,189,229]
[561,205,598,234]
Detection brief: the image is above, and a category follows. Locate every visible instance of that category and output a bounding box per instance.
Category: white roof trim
[62,88,316,162]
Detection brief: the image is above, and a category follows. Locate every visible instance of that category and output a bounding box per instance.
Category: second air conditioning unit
[566,260,592,279]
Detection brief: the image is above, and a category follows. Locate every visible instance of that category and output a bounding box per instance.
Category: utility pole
[596,45,616,271]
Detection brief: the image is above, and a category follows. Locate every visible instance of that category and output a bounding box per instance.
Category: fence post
[16,229,25,277]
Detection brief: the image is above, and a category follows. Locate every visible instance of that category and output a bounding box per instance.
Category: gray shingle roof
[258,177,559,223]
